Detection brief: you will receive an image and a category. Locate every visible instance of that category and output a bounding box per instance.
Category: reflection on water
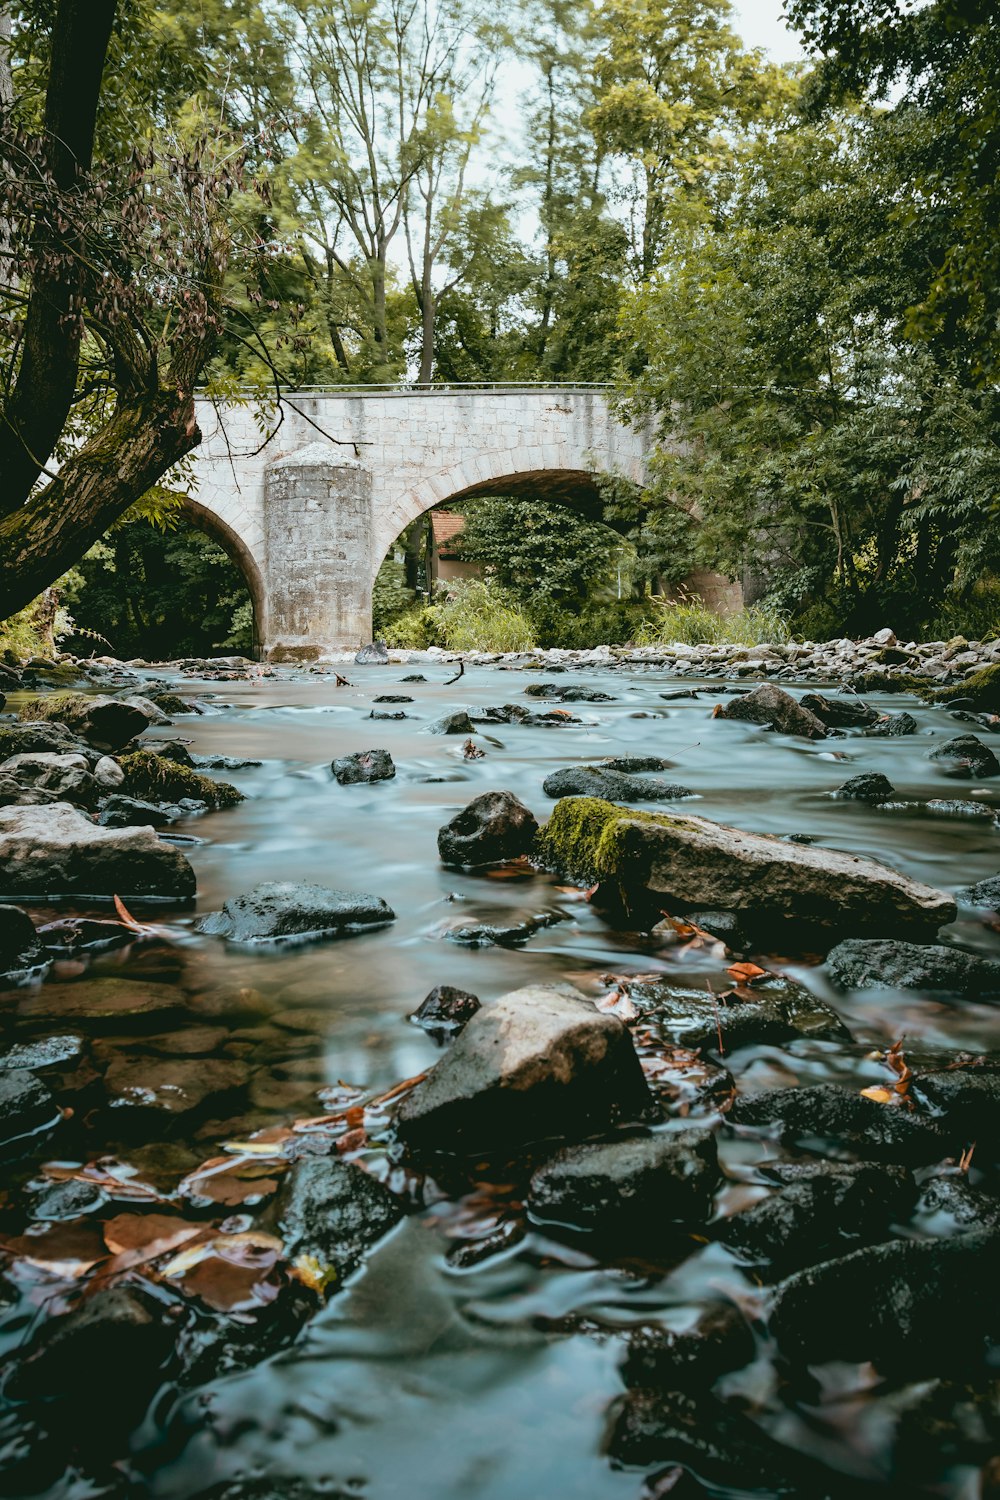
[2,660,999,1499]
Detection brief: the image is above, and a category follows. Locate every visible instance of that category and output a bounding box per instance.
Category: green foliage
[371,557,417,636]
[429,579,537,653]
[65,522,255,660]
[634,593,790,646]
[117,750,244,809]
[451,496,633,607]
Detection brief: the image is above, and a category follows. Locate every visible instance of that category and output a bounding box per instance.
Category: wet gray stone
[437,789,538,866]
[269,1155,404,1274]
[528,1128,719,1232]
[198,881,394,944]
[930,734,1000,778]
[332,749,396,785]
[542,766,693,802]
[834,772,896,803]
[826,938,1000,995]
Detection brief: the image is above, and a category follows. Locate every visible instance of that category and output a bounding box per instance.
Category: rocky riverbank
[0,654,998,1499]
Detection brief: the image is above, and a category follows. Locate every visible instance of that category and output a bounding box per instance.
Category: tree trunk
[0,0,118,516]
[0,388,201,614]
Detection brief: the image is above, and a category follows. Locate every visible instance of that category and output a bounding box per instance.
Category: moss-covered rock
[20,692,149,750]
[535,796,955,940]
[927,663,1000,713]
[117,750,244,809]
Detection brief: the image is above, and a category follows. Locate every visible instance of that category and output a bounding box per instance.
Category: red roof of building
[430,511,465,551]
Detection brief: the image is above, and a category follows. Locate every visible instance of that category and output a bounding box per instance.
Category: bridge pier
[262,445,373,659]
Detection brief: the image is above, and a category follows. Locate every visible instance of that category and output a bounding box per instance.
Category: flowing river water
[2,660,999,1500]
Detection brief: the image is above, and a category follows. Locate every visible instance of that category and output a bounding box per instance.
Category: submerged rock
[269,1155,404,1275]
[437,789,538,866]
[536,797,956,939]
[198,881,394,944]
[718,1161,913,1277]
[332,748,396,785]
[524,683,613,702]
[542,766,693,802]
[102,1055,248,1118]
[528,1128,719,1234]
[444,909,566,947]
[409,984,481,1041]
[770,1229,1000,1373]
[713,684,828,739]
[0,904,44,976]
[394,982,653,1152]
[627,976,850,1054]
[833,772,896,802]
[930,734,1000,778]
[729,1083,951,1164]
[15,977,189,1029]
[0,1071,58,1150]
[826,937,1000,995]
[0,802,196,900]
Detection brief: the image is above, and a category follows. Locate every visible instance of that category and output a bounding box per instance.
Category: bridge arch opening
[66,502,264,661]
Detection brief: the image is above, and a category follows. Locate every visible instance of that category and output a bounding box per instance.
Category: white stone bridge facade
[186,384,653,658]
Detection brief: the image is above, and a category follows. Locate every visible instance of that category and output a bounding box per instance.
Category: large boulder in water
[713,684,828,738]
[198,880,394,944]
[20,693,150,751]
[437,789,538,866]
[826,937,1000,996]
[929,734,1000,778]
[394,982,654,1152]
[536,797,956,940]
[0,802,196,900]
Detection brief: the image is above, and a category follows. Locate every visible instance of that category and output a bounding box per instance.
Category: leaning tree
[0,0,258,615]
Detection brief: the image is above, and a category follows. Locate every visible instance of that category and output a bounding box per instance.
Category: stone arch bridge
[185,384,659,658]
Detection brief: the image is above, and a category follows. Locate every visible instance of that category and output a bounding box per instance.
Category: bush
[430,579,536,653]
[529,599,656,649]
[635,592,790,646]
[381,605,439,649]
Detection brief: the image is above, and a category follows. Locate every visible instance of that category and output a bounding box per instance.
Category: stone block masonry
[185,387,682,657]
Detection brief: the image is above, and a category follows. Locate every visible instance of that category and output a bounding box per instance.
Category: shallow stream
[2,660,999,1499]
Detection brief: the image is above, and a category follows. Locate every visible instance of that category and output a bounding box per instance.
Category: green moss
[18,691,92,723]
[149,692,198,715]
[927,663,1000,713]
[852,670,929,696]
[118,750,244,809]
[534,796,682,884]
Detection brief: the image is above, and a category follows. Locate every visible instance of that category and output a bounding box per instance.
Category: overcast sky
[730,0,805,61]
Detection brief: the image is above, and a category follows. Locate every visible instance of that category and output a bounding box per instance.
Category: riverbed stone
[717,1161,913,1277]
[600,755,675,774]
[833,772,896,802]
[0,752,100,808]
[536,798,956,939]
[102,1055,249,1117]
[98,793,173,828]
[799,692,878,728]
[0,802,196,900]
[528,1128,719,1234]
[864,711,918,737]
[0,1071,58,1149]
[826,937,1000,995]
[542,766,694,802]
[197,880,395,944]
[621,1304,755,1390]
[960,873,1000,909]
[729,1083,951,1164]
[916,1175,1000,1231]
[429,710,476,734]
[409,984,481,1041]
[0,721,87,761]
[355,641,390,665]
[20,692,151,750]
[444,909,565,947]
[930,734,1000,778]
[713,684,828,738]
[394,982,654,1151]
[437,789,538,866]
[626,976,850,1054]
[524,683,613,702]
[269,1155,404,1275]
[769,1230,1000,1373]
[332,748,395,785]
[15,977,190,1029]
[915,1066,1000,1136]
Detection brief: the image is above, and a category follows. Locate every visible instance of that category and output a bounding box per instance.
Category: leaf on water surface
[860,1086,896,1105]
[0,1220,109,1278]
[462,738,485,759]
[726,961,767,983]
[102,1212,206,1256]
[41,1159,166,1202]
[290,1253,338,1296]
[335,1127,368,1154]
[162,1230,285,1310]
